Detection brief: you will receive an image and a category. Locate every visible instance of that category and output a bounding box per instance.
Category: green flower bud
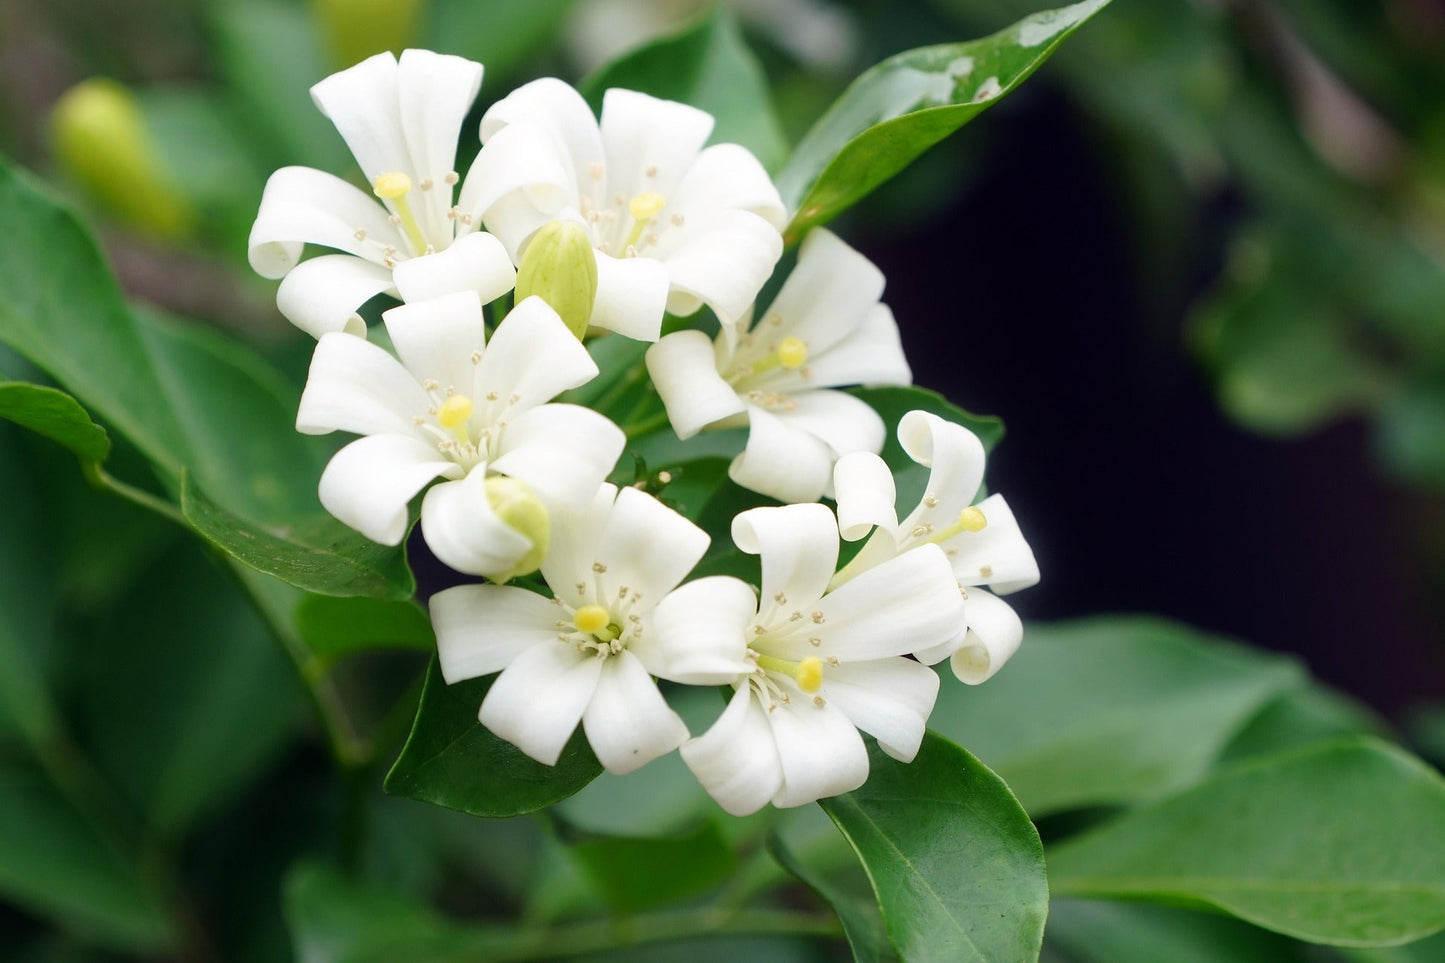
[485,475,550,582]
[515,220,599,340]
[312,0,425,70]
[50,78,192,241]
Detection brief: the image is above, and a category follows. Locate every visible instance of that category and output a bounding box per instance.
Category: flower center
[578,163,684,257]
[373,171,429,257]
[755,653,824,692]
[551,570,648,659]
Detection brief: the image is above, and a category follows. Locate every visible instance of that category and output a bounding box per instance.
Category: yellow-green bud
[515,220,599,340]
[50,78,192,241]
[484,475,550,582]
[311,0,425,70]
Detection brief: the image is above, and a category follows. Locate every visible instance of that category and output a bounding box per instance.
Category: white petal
[811,543,963,661]
[396,49,485,240]
[833,451,898,542]
[659,209,784,324]
[951,589,1024,685]
[598,88,712,201]
[317,434,455,544]
[310,52,409,186]
[478,641,603,766]
[773,390,885,462]
[382,291,487,399]
[642,576,757,684]
[821,658,939,762]
[391,231,517,305]
[943,493,1041,594]
[275,255,393,339]
[680,686,782,817]
[646,331,745,439]
[731,503,839,612]
[420,471,535,579]
[430,584,559,682]
[666,143,786,230]
[591,251,670,341]
[798,304,912,389]
[479,77,604,191]
[897,410,986,525]
[728,405,835,504]
[768,698,870,809]
[489,404,623,509]
[594,486,709,604]
[477,296,599,409]
[582,652,688,774]
[248,166,401,278]
[539,483,617,607]
[761,229,884,357]
[462,130,577,251]
[296,333,430,437]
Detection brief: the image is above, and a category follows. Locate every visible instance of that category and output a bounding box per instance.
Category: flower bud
[312,0,424,70]
[50,78,192,241]
[515,220,598,340]
[484,475,550,582]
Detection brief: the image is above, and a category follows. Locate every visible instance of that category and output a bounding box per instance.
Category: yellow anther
[957,506,988,532]
[795,656,825,693]
[436,394,473,430]
[777,337,808,369]
[373,171,413,199]
[628,192,666,221]
[573,605,611,635]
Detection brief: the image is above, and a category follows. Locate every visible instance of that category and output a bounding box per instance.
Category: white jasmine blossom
[657,503,962,816]
[463,78,787,341]
[832,410,1039,683]
[296,291,623,579]
[646,229,911,503]
[249,49,517,338]
[430,484,739,773]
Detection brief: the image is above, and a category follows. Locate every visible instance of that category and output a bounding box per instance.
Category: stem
[84,461,186,526]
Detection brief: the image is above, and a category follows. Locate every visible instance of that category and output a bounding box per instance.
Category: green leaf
[769,824,894,962]
[568,821,737,914]
[295,595,435,667]
[1045,899,1315,963]
[425,0,575,82]
[1048,738,1445,947]
[776,0,1112,240]
[385,658,603,817]
[820,732,1048,962]
[928,616,1304,816]
[580,9,789,172]
[0,382,109,463]
[1218,686,1385,766]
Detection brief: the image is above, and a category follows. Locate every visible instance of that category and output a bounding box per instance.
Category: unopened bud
[515,220,598,340]
[484,475,549,582]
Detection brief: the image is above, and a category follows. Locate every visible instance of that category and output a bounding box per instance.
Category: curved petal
[796,304,911,389]
[591,251,670,341]
[478,641,603,766]
[462,122,579,243]
[392,231,516,305]
[760,229,884,357]
[396,49,485,240]
[728,404,834,504]
[477,296,599,409]
[768,698,870,809]
[296,332,430,437]
[680,686,782,817]
[897,410,986,526]
[732,503,839,615]
[594,486,709,604]
[646,331,745,439]
[943,493,1041,594]
[382,290,487,397]
[582,652,688,774]
[774,390,885,460]
[598,88,712,201]
[539,483,617,607]
[644,576,757,684]
[431,584,560,682]
[420,471,535,579]
[666,143,786,230]
[310,52,409,185]
[318,434,455,544]
[951,589,1024,685]
[659,209,783,325]
[809,544,963,661]
[275,254,393,339]
[832,451,898,542]
[821,657,939,762]
[489,404,623,509]
[248,166,401,278]
[479,77,604,191]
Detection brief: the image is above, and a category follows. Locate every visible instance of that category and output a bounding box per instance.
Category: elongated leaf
[1045,900,1314,963]
[821,732,1048,962]
[769,825,894,962]
[295,595,435,666]
[928,617,1304,816]
[385,658,602,817]
[581,9,788,171]
[777,0,1112,240]
[0,382,109,463]
[1048,738,1445,947]
[568,821,736,914]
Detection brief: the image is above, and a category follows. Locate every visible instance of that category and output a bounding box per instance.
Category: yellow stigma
[573,605,611,635]
[437,394,473,430]
[372,171,412,199]
[628,192,666,221]
[957,506,988,533]
[777,337,808,369]
[795,656,824,693]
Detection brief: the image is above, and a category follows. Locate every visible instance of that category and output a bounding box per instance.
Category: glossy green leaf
[581,9,789,172]
[777,0,1111,240]
[385,658,602,817]
[1045,900,1314,963]
[1048,738,1445,946]
[769,824,893,962]
[1217,685,1385,766]
[821,732,1048,962]
[295,595,435,666]
[568,821,736,914]
[0,382,109,463]
[928,616,1304,816]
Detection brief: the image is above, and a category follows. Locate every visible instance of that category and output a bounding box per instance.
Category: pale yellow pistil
[756,653,825,693]
[623,192,665,251]
[921,505,987,546]
[573,604,621,643]
[728,337,809,385]
[373,171,429,256]
[436,393,474,444]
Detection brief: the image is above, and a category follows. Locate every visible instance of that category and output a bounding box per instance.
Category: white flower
[248,49,517,339]
[430,484,734,774]
[656,503,962,816]
[832,409,1040,684]
[463,78,787,341]
[296,291,623,579]
[645,229,911,503]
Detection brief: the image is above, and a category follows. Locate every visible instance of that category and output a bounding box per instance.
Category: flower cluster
[253,49,1038,815]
